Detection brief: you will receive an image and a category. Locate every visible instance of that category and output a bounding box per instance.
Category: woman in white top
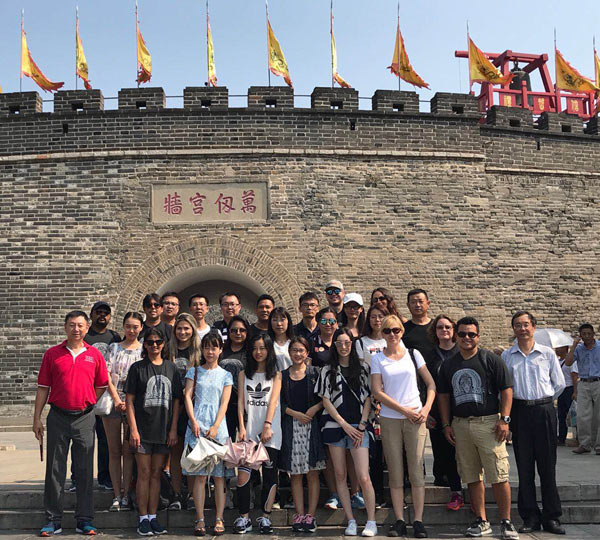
[356,305,388,366]
[102,312,144,512]
[235,334,282,535]
[371,315,435,539]
[268,307,293,371]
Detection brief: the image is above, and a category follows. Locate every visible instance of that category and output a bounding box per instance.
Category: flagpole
[206,0,210,86]
[20,9,24,92]
[136,0,139,88]
[554,27,559,112]
[330,0,334,88]
[266,0,271,87]
[397,1,401,91]
[467,20,472,94]
[75,6,78,90]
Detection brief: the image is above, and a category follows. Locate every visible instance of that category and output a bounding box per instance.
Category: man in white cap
[325,280,345,323]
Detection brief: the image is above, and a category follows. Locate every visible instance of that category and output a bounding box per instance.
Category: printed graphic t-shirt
[437,350,512,418]
[125,359,183,444]
[243,371,282,450]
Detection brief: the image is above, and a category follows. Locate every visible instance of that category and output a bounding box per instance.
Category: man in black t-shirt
[139,293,173,344]
[402,288,435,360]
[213,292,243,342]
[324,280,345,323]
[293,292,320,342]
[437,316,518,539]
[83,301,121,491]
[248,294,274,339]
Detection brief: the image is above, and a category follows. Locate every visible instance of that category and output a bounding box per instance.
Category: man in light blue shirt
[502,310,565,536]
[564,323,600,455]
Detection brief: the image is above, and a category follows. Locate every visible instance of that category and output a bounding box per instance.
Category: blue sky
[1,1,599,109]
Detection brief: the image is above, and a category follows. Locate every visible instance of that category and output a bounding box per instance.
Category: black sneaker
[168,493,182,511]
[388,520,407,537]
[257,516,273,534]
[303,514,317,533]
[500,519,519,539]
[150,518,167,535]
[466,517,492,537]
[137,519,153,537]
[233,516,252,534]
[413,521,428,538]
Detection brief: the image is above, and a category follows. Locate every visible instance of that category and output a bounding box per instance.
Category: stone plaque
[151,182,267,224]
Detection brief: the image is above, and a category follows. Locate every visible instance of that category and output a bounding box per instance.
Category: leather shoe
[542,519,565,535]
[572,446,591,454]
[518,519,541,533]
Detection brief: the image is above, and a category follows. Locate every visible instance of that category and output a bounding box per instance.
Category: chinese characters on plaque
[152,183,267,224]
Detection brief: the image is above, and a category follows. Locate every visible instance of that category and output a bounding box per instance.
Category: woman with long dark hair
[425,314,463,511]
[310,307,339,368]
[356,305,388,366]
[167,313,202,511]
[341,294,366,339]
[317,328,377,537]
[102,312,144,512]
[268,307,294,371]
[234,334,282,535]
[370,288,406,323]
[183,332,232,536]
[125,328,183,536]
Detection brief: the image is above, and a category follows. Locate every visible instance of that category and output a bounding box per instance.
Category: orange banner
[388,23,429,89]
[76,19,91,90]
[331,13,350,88]
[136,23,152,84]
[21,29,64,93]
[468,37,513,85]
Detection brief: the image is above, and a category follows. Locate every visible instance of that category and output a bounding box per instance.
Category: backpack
[408,349,428,405]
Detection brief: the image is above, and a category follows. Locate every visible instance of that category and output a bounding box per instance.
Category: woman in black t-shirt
[310,308,339,368]
[167,314,202,510]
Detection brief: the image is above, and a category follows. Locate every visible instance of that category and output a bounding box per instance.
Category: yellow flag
[556,49,598,92]
[136,23,152,84]
[469,37,513,85]
[388,23,429,89]
[267,19,292,87]
[331,13,350,88]
[76,18,91,90]
[21,29,64,93]
[207,13,217,87]
[595,50,600,88]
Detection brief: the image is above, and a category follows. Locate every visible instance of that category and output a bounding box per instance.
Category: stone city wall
[1,86,599,405]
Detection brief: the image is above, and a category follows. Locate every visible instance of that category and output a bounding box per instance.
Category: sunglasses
[325,288,341,295]
[146,302,161,309]
[230,328,247,334]
[145,339,164,346]
[457,332,478,339]
[372,296,386,303]
[382,327,402,335]
[320,318,337,325]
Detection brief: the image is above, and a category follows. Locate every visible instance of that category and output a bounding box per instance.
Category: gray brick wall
[1,87,599,404]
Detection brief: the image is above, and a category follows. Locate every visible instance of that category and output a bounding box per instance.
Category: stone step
[1,483,598,509]
[1,501,600,531]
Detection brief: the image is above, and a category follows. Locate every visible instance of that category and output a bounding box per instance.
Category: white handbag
[94,390,114,416]
[181,437,226,475]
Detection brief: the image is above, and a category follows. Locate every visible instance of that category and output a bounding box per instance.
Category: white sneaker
[362,521,377,537]
[345,520,358,536]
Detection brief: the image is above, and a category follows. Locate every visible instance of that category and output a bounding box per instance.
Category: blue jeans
[327,425,369,449]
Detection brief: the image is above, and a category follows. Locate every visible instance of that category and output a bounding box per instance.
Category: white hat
[343,293,363,306]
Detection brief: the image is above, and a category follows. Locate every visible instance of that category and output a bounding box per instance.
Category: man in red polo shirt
[33,310,109,537]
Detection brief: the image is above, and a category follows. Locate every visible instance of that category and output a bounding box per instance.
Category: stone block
[248,86,293,109]
[486,105,533,128]
[537,111,584,134]
[183,86,228,110]
[118,87,165,110]
[0,91,42,117]
[53,90,104,114]
[371,90,419,113]
[430,92,479,115]
[311,87,358,111]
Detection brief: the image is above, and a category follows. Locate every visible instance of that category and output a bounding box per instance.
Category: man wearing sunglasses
[437,317,518,539]
[324,280,345,323]
[140,293,173,344]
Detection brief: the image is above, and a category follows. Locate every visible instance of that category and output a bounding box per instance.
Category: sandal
[214,517,225,536]
[194,518,206,537]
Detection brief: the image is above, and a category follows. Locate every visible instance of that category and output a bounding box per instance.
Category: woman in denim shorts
[317,328,377,537]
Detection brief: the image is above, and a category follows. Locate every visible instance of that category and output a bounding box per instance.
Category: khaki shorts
[452,414,509,485]
[380,416,427,488]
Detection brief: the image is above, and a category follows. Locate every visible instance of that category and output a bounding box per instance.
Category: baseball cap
[325,280,344,291]
[91,301,111,313]
[343,293,363,306]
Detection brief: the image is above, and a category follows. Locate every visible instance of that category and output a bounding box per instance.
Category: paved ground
[0,526,599,539]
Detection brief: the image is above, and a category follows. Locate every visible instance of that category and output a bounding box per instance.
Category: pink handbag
[223,438,270,470]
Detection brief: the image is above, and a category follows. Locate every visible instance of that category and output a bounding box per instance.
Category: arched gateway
[116,236,300,319]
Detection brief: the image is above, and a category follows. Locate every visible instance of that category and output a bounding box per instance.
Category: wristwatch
[501,416,511,424]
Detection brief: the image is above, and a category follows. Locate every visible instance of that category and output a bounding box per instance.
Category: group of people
[31,280,598,539]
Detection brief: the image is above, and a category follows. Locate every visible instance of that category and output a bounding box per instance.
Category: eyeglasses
[325,288,341,295]
[221,302,239,308]
[372,296,386,303]
[457,332,478,339]
[335,340,352,347]
[320,318,337,325]
[145,339,164,347]
[382,328,402,335]
[230,328,247,334]
[191,302,207,308]
[436,325,453,331]
[290,347,307,354]
[146,302,161,309]
[300,302,319,308]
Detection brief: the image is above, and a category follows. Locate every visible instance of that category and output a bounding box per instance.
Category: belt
[514,397,553,406]
[579,377,600,382]
[50,404,94,417]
